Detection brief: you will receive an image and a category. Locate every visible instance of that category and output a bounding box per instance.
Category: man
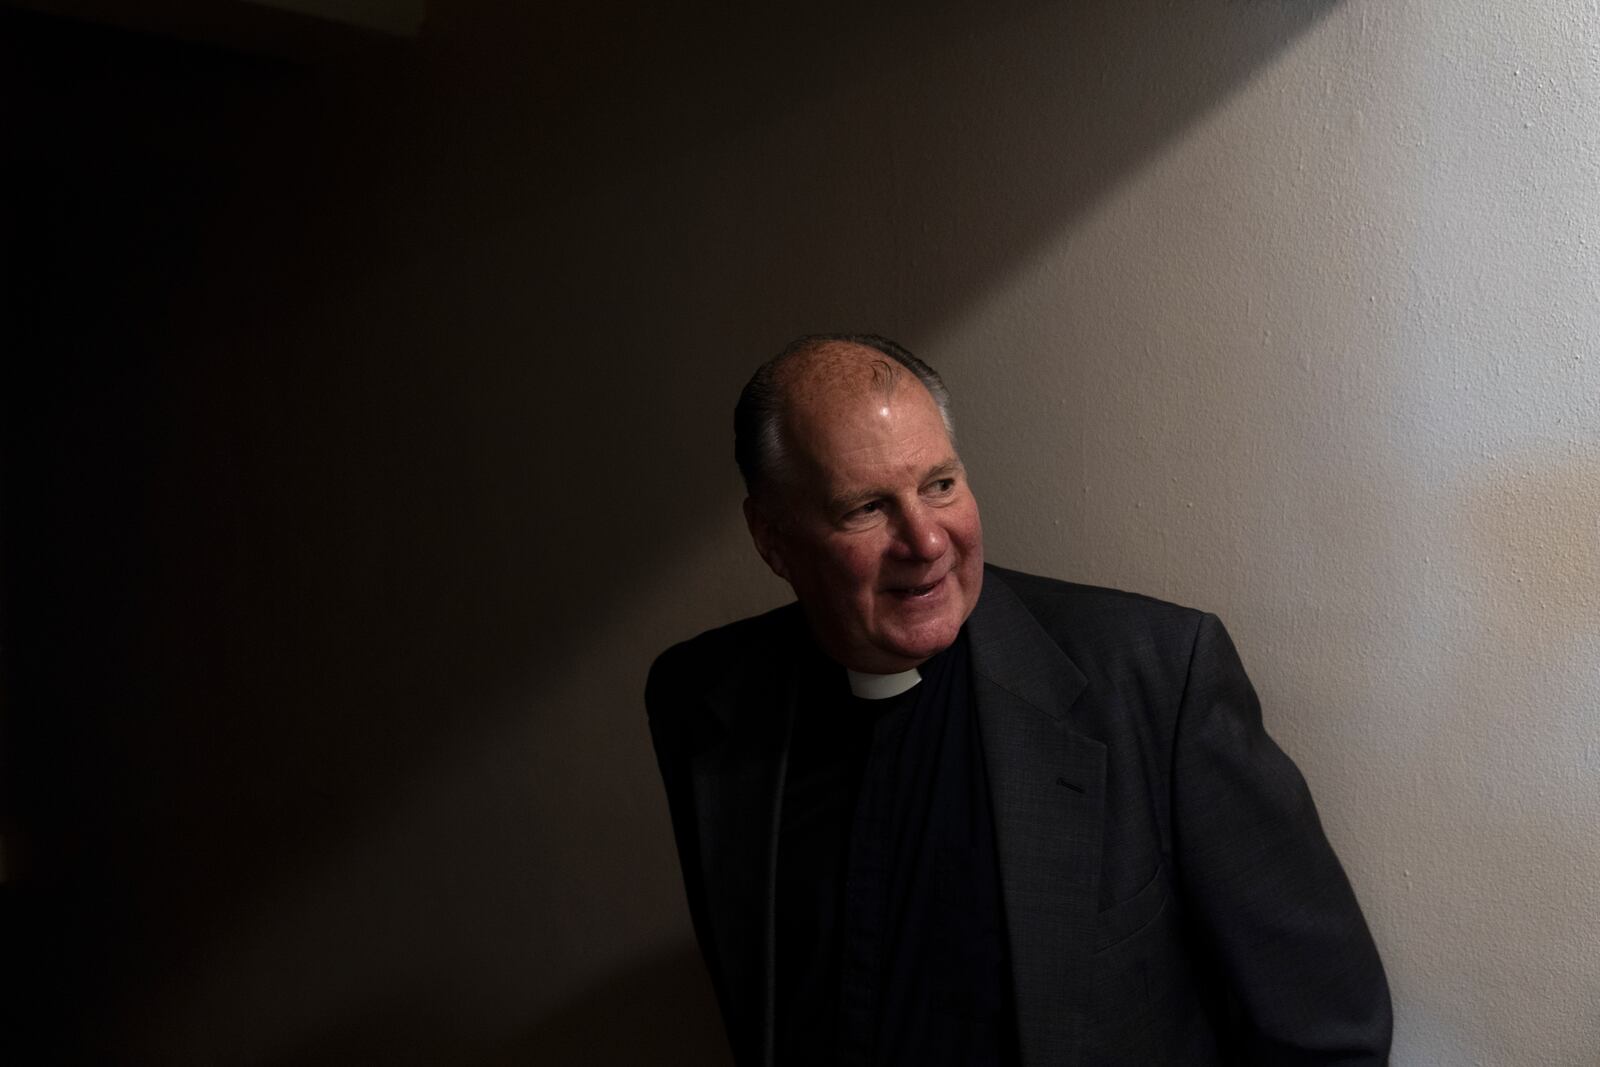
[647,335,1391,1065]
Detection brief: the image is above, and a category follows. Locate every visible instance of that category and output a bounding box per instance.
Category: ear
[743,496,790,582]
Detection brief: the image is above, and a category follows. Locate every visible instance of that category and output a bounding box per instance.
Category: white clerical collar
[845,666,922,700]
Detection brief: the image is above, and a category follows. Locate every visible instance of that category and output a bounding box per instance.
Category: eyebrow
[828,458,964,515]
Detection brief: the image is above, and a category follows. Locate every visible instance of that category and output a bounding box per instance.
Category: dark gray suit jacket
[646,565,1391,1066]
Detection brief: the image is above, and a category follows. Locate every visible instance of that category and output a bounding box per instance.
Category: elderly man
[646,335,1391,1066]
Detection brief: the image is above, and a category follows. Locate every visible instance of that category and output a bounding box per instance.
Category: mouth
[888,574,946,599]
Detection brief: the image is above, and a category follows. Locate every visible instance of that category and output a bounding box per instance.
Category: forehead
[777,341,903,411]
[778,344,953,490]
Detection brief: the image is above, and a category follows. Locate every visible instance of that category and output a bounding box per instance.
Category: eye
[842,499,884,524]
[929,477,956,494]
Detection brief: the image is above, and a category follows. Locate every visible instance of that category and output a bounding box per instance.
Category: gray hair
[734,333,954,496]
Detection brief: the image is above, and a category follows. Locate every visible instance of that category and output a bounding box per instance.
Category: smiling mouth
[890,575,946,599]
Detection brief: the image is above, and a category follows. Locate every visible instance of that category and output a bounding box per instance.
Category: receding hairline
[758,349,957,517]
[734,332,956,498]
[770,339,917,409]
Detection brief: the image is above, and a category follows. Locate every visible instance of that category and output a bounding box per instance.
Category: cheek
[951,505,984,555]
[846,549,884,589]
[823,542,883,594]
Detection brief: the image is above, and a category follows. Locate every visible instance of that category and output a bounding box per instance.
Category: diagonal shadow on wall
[2,1,1343,1062]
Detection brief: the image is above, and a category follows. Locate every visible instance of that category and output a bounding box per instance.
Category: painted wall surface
[240,0,425,36]
[7,0,1595,1063]
[944,8,1600,1063]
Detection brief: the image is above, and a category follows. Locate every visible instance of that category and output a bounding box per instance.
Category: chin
[881,617,962,666]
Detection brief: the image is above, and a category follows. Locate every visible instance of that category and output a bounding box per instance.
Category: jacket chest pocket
[1093,862,1169,954]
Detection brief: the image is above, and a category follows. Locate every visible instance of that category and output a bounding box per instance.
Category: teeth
[891,579,940,596]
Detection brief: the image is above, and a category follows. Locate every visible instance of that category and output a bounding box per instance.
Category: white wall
[946,6,1600,1062]
[586,0,1600,1061]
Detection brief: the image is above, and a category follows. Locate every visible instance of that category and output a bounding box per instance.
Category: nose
[892,503,947,561]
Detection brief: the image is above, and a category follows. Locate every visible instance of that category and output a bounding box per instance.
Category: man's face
[746,349,984,673]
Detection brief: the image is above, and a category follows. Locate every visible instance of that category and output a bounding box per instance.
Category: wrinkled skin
[744,342,984,673]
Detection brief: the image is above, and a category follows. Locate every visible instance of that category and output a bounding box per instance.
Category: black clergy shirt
[774,631,1019,1067]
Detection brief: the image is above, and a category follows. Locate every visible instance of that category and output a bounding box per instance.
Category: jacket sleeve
[1170,613,1393,1064]
[645,645,735,1030]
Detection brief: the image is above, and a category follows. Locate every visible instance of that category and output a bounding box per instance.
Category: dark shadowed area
[1,1,1336,1062]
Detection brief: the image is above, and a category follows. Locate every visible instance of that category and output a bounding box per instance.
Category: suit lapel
[969,569,1105,1067]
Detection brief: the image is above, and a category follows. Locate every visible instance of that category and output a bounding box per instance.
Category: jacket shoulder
[986,564,1209,652]
[646,601,803,712]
